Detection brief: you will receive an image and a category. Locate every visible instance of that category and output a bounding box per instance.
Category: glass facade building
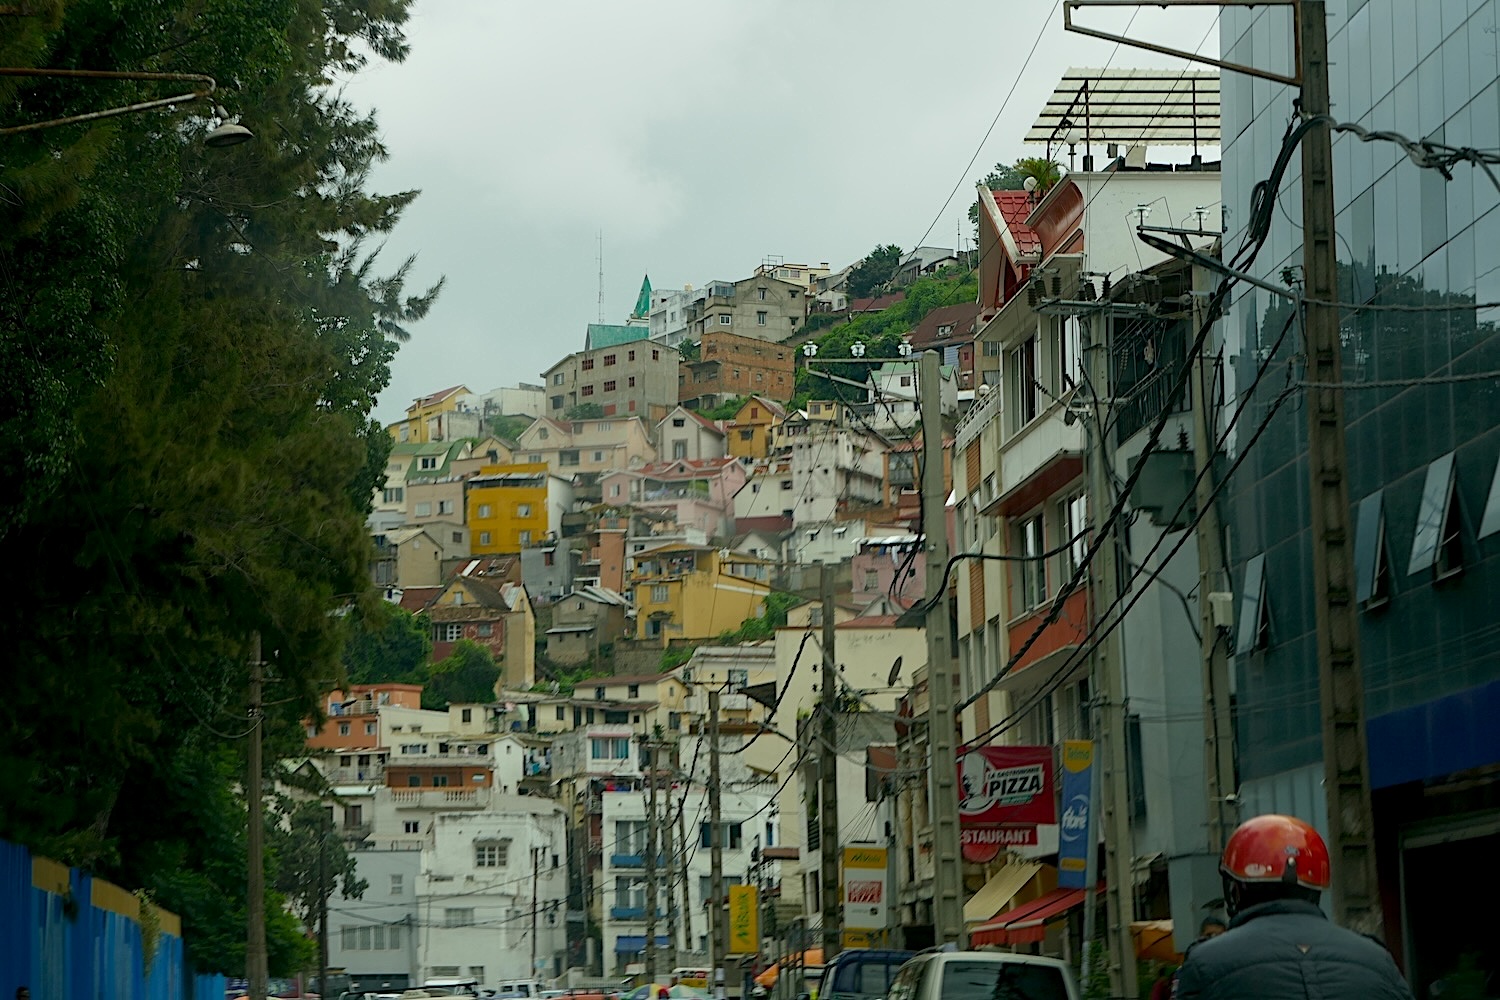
[1220,0,1500,990]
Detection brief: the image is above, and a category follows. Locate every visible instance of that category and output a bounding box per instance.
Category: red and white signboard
[957,746,1055,862]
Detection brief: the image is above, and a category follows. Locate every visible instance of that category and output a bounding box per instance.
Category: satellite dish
[887,656,904,688]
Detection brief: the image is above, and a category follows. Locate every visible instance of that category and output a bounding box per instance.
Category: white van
[489,980,545,998]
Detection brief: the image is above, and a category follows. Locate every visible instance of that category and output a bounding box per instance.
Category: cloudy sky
[346,1,1221,425]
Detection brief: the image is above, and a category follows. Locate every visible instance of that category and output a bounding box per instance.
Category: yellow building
[466,463,571,555]
[632,544,773,644]
[725,395,787,460]
[386,384,471,444]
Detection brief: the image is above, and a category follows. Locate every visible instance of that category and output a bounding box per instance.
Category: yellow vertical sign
[727,884,760,954]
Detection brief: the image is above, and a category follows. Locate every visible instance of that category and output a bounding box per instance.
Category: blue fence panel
[0,840,32,999]
[192,972,228,1000]
[145,933,184,1000]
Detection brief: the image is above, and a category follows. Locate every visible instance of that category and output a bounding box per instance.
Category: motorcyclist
[1173,814,1415,1000]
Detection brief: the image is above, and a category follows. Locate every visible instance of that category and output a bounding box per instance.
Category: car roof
[919,952,1071,970]
[827,950,915,962]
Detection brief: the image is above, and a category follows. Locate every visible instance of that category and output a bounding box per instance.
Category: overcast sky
[346,1,1221,425]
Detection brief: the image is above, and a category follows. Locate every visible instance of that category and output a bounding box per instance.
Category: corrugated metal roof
[585,323,651,349]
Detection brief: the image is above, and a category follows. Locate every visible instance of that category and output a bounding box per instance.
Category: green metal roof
[631,274,652,320]
[585,323,651,350]
[404,439,470,483]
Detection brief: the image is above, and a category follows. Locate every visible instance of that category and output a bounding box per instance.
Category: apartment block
[542,342,681,423]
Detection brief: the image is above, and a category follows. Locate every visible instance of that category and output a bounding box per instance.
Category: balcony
[341,822,373,840]
[993,403,1084,517]
[609,906,666,922]
[611,853,643,868]
[389,788,488,809]
[324,765,384,784]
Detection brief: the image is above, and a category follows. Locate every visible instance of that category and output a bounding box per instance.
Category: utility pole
[246,632,269,1000]
[666,795,680,964]
[1083,320,1138,999]
[678,806,695,956]
[1190,263,1237,854]
[532,845,542,980]
[318,808,330,1000]
[708,689,726,1000]
[1299,0,1381,937]
[919,349,965,949]
[818,564,841,962]
[645,739,660,983]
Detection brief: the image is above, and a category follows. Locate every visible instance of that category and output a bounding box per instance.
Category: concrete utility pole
[818,563,841,962]
[1299,0,1381,937]
[1083,321,1138,999]
[318,809,330,1000]
[532,845,543,979]
[1190,263,1237,854]
[246,632,269,1000]
[645,739,661,982]
[709,689,726,999]
[920,349,966,949]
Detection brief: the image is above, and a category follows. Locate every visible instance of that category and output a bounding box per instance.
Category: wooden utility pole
[1298,0,1381,936]
[818,563,842,963]
[920,349,966,949]
[665,796,680,962]
[645,740,661,982]
[708,689,726,999]
[678,807,695,956]
[1190,264,1238,854]
[1084,321,1138,999]
[246,633,269,1000]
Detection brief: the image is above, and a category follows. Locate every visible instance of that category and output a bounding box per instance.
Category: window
[431,967,460,979]
[469,968,486,984]
[603,380,617,392]
[1056,315,1084,391]
[445,907,476,927]
[781,480,793,489]
[673,417,686,427]
[402,821,419,834]
[365,721,376,735]
[476,622,493,639]
[629,401,637,412]
[628,684,640,698]
[1355,491,1392,609]
[673,441,688,459]
[555,706,566,721]
[479,531,491,546]
[758,287,767,300]
[594,686,606,700]
[863,569,880,592]
[1060,494,1088,577]
[651,584,670,603]
[719,314,731,325]
[342,926,357,950]
[475,840,509,867]
[1408,451,1463,579]
[582,357,595,371]
[382,487,403,503]
[477,503,492,518]
[419,456,438,470]
[900,375,912,387]
[1016,513,1047,610]
[669,712,682,731]
[652,350,660,360]
[604,354,617,366]
[1008,336,1040,428]
[629,350,636,361]
[553,372,565,385]
[452,531,463,544]
[739,429,754,441]
[461,708,472,723]
[755,372,764,382]
[338,722,351,736]
[414,501,432,517]
[517,503,532,517]
[560,450,580,466]
[581,384,594,396]
[628,376,637,387]
[519,530,532,547]
[1235,554,1270,655]
[551,395,564,410]
[757,310,767,325]
[407,775,421,787]
[611,483,621,497]
[590,737,631,759]
[400,742,429,754]
[593,450,604,462]
[439,623,463,642]
[391,873,404,894]
[529,453,542,463]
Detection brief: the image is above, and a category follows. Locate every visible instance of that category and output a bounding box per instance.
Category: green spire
[631,274,652,319]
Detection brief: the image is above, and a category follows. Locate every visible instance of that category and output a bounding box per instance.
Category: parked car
[819,949,915,1000]
[885,951,1078,1000]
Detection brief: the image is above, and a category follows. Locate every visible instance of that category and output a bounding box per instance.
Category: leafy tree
[424,639,501,708]
[968,156,1064,229]
[343,605,432,685]
[487,413,534,442]
[0,0,438,974]
[271,798,368,934]
[565,402,606,420]
[698,395,745,420]
[677,339,701,362]
[847,244,904,298]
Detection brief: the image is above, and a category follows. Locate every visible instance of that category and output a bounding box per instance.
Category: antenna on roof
[596,231,605,323]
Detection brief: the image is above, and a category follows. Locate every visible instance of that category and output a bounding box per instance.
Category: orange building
[304,683,422,750]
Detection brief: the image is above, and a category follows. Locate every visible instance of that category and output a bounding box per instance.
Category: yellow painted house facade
[632,544,773,644]
[725,395,786,460]
[386,383,470,444]
[466,463,553,555]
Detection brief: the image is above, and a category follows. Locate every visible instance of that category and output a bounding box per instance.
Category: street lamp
[897,342,914,358]
[0,67,252,144]
[849,342,866,358]
[801,343,818,358]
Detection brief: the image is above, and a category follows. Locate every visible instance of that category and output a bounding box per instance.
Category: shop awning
[963,860,1042,925]
[754,949,825,988]
[1131,920,1182,962]
[970,884,1102,945]
[615,934,671,952]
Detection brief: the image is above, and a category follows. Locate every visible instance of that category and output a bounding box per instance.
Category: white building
[473,384,546,419]
[327,848,421,993]
[648,286,695,348]
[783,422,889,564]
[865,362,959,436]
[418,802,570,985]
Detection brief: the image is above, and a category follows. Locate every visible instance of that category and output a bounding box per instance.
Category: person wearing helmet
[1173,815,1415,1000]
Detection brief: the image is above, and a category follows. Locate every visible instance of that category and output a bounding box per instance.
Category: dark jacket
[1173,899,1414,1000]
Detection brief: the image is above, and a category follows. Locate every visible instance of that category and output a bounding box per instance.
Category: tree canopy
[847,244,904,299]
[0,0,438,975]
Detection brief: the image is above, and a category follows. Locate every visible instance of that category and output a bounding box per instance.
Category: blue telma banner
[1057,739,1094,889]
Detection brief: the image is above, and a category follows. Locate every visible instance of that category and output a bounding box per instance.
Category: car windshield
[829,961,903,997]
[940,962,1069,1000]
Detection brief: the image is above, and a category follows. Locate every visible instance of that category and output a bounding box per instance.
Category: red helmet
[1220,814,1331,891]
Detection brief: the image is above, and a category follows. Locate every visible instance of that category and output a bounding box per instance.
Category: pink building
[599,457,747,540]
[850,534,925,607]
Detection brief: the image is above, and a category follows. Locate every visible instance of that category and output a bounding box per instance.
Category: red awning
[970,884,1102,945]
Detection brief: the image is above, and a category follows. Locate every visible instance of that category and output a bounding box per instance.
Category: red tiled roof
[416,384,466,407]
[685,410,724,434]
[908,302,981,349]
[850,292,907,313]
[992,191,1042,255]
[636,457,737,477]
[398,586,443,612]
[838,615,903,629]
